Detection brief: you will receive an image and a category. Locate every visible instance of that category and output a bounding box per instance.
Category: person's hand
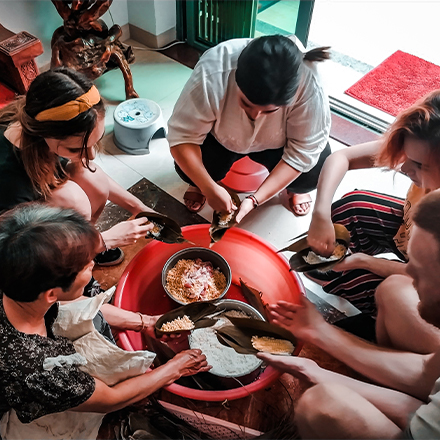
[267,296,328,344]
[257,353,323,385]
[205,184,237,214]
[235,197,254,223]
[142,314,189,343]
[102,217,154,248]
[331,252,372,272]
[169,349,211,378]
[307,213,336,257]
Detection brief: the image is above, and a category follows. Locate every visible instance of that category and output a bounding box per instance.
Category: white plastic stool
[113,98,166,155]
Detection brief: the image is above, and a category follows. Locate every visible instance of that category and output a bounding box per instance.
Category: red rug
[345,50,440,116]
[0,83,16,109]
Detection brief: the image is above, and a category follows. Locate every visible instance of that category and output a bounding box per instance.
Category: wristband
[245,194,259,209]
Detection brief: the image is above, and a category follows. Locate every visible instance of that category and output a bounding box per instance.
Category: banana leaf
[155,301,218,336]
[135,212,193,244]
[216,317,297,355]
[142,333,176,368]
[278,224,350,273]
[239,278,269,319]
[209,191,241,244]
[216,332,254,355]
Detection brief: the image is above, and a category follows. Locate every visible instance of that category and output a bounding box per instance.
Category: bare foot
[289,192,312,216]
[183,186,206,213]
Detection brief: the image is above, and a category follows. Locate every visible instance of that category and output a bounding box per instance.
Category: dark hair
[235,35,330,106]
[0,203,100,302]
[413,189,440,248]
[376,89,440,175]
[0,67,105,199]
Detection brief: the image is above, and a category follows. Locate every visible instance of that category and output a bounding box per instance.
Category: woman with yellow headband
[0,67,155,269]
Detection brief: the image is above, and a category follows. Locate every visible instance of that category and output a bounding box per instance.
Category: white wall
[127,0,176,36]
[0,0,129,67]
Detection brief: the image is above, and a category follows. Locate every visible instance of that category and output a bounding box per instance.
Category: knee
[295,383,348,437]
[375,274,409,311]
[49,181,92,220]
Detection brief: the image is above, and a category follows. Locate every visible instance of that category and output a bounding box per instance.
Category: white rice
[189,318,262,377]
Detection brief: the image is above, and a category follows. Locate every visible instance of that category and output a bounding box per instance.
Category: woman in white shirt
[167,35,331,218]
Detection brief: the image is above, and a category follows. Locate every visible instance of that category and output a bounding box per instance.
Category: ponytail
[303,46,331,62]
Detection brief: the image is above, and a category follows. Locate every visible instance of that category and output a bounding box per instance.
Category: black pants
[175,133,332,193]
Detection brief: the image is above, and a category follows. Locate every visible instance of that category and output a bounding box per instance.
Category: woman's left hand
[235,197,255,223]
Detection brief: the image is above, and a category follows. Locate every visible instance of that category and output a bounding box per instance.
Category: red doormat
[345,50,440,116]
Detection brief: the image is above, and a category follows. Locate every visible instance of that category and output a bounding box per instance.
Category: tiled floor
[94,40,412,317]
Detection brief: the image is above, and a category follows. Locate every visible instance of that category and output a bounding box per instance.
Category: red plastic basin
[114,224,304,401]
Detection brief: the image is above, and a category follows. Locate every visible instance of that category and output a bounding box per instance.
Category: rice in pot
[166,258,227,303]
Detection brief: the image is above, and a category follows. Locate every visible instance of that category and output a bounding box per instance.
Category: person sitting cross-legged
[259,189,440,439]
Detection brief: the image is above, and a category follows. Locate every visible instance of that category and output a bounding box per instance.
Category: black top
[0,128,68,213]
[0,296,95,423]
[0,129,39,212]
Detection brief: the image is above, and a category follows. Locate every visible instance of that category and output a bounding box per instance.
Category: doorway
[254,0,440,132]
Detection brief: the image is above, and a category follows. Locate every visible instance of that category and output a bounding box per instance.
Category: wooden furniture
[50,0,138,100]
[0,25,43,94]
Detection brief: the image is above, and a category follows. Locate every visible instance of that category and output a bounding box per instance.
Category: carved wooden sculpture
[51,0,138,99]
[0,24,43,94]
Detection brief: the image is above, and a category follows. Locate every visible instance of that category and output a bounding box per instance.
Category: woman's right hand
[205,183,237,214]
[307,213,336,257]
[170,349,211,378]
[101,217,154,249]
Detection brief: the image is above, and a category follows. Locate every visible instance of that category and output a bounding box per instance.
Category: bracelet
[135,312,146,332]
[245,194,259,209]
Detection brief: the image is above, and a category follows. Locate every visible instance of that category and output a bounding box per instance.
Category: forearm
[254,160,301,204]
[100,303,151,331]
[313,154,350,218]
[171,143,217,193]
[106,176,151,215]
[313,140,381,217]
[74,362,179,413]
[309,322,430,399]
[364,257,408,278]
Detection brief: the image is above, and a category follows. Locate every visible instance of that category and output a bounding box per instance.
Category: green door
[181,0,314,51]
[185,0,258,51]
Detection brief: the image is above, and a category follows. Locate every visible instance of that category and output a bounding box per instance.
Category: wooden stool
[0,24,43,94]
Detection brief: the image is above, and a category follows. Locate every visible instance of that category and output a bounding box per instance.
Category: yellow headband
[35,85,101,122]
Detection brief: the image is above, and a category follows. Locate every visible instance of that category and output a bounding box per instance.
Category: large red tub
[114,224,304,401]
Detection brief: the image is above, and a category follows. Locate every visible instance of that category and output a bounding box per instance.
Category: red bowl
[114,224,304,401]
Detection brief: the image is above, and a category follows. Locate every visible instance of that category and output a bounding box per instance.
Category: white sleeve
[282,65,331,173]
[167,63,222,148]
